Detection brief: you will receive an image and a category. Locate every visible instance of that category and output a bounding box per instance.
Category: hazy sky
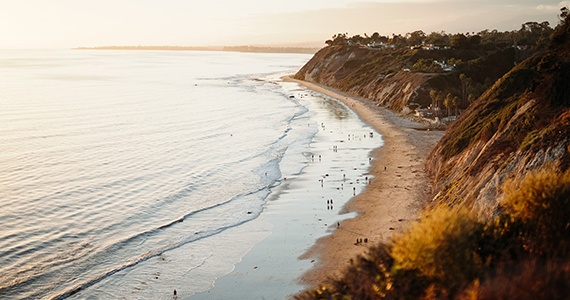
[1,0,568,48]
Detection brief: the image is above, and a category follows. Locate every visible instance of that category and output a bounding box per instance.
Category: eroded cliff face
[294,46,434,112]
[428,134,570,217]
[426,33,570,217]
[295,34,570,217]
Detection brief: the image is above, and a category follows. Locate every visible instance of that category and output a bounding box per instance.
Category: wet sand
[189,76,384,300]
[282,76,444,288]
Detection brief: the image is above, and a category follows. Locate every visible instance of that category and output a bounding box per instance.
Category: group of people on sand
[355,238,368,245]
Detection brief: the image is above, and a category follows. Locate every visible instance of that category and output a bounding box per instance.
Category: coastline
[282,75,445,288]
[188,75,383,299]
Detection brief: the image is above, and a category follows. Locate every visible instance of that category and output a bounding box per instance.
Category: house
[367,42,396,49]
[421,44,440,50]
[368,41,385,47]
[433,60,455,72]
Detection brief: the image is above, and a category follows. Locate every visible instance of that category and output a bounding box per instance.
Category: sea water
[0,49,381,299]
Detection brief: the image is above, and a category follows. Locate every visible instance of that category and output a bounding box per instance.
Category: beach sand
[282,76,445,289]
[190,76,444,299]
[189,76,384,300]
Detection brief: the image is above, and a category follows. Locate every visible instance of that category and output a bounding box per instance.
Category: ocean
[0,49,381,299]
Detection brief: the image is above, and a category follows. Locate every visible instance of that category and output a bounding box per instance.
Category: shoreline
[282,75,445,289]
[188,75,383,299]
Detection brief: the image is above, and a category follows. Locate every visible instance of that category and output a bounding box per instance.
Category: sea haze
[0,49,381,299]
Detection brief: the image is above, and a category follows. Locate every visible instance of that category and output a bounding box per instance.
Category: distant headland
[72,45,321,54]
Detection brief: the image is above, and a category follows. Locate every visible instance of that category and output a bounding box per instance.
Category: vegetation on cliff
[325,23,553,51]
[295,22,549,116]
[298,8,570,300]
[297,167,570,300]
[426,7,570,212]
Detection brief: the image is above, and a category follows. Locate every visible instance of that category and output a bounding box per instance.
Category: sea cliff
[294,39,569,217]
[295,10,570,300]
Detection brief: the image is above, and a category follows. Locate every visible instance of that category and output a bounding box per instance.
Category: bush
[501,166,570,255]
[412,59,443,73]
[460,259,570,300]
[391,207,484,295]
[298,167,570,300]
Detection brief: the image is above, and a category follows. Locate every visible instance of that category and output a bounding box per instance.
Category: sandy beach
[189,75,444,300]
[282,76,445,289]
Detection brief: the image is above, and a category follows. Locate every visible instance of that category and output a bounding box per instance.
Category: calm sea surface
[0,49,320,299]
[0,49,381,300]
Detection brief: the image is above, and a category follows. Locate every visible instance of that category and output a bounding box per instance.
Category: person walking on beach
[173,289,178,299]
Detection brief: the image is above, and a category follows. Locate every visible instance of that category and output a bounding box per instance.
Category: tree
[467,35,481,48]
[444,93,453,117]
[391,34,407,48]
[412,59,443,73]
[426,31,449,46]
[430,90,444,118]
[406,30,426,46]
[349,34,363,45]
[326,33,349,46]
[459,74,473,107]
[451,34,469,49]
[452,96,461,116]
[561,6,569,21]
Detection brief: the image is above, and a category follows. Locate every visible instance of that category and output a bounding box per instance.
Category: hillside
[294,22,568,217]
[427,20,570,217]
[294,44,521,114]
[296,9,570,300]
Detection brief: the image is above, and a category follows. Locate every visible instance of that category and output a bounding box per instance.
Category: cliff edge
[427,18,570,217]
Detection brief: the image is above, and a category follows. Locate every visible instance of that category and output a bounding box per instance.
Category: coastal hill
[293,28,548,113]
[427,20,570,217]
[296,8,570,300]
[293,19,567,217]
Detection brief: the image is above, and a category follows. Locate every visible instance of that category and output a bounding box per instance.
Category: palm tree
[429,90,443,118]
[444,93,453,118]
[452,96,461,116]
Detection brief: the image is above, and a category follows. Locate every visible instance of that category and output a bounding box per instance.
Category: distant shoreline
[72,45,321,54]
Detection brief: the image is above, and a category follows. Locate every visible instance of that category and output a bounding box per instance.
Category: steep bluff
[295,26,570,217]
[294,46,432,112]
[427,20,570,217]
[294,45,517,113]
